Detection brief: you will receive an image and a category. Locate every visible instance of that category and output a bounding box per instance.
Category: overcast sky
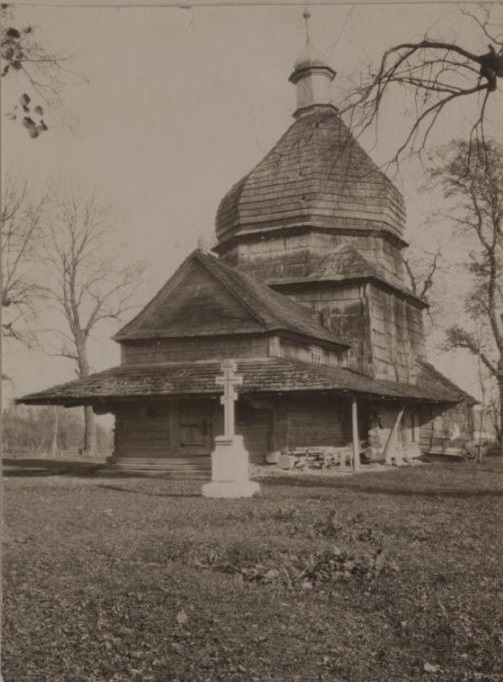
[2,2,502,401]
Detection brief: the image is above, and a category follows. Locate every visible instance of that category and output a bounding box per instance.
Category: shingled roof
[115,250,348,349]
[264,243,427,308]
[417,360,478,405]
[19,357,471,407]
[216,107,406,245]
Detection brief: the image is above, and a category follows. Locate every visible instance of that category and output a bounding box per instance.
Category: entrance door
[179,405,213,456]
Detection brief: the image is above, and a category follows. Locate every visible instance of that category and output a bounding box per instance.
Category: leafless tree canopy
[0,177,46,341]
[41,194,143,368]
[40,190,145,454]
[434,139,503,446]
[403,245,442,304]
[342,5,503,167]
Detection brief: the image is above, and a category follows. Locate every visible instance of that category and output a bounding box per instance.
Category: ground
[2,458,503,682]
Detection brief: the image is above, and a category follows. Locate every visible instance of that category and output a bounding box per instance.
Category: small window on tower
[311,345,322,365]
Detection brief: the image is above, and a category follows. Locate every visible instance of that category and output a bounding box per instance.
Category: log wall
[284,396,351,450]
[112,396,473,465]
[114,402,180,458]
[112,395,354,464]
[113,398,271,464]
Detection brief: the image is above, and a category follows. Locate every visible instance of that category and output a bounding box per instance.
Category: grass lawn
[3,459,503,682]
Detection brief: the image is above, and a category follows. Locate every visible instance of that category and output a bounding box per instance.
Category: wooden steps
[103,456,212,478]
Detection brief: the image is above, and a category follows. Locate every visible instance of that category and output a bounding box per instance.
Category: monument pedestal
[202,435,260,498]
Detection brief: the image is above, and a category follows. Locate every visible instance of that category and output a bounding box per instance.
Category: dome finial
[303,8,311,43]
[197,235,209,254]
[289,9,337,116]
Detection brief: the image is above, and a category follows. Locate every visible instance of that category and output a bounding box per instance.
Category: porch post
[352,397,360,472]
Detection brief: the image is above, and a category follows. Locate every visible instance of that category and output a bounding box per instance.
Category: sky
[2,2,502,403]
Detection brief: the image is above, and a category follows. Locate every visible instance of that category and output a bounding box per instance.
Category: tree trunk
[498,373,503,458]
[51,406,59,457]
[83,405,96,457]
[75,336,96,457]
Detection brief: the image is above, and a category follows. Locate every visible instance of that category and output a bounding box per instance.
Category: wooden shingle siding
[416,361,475,404]
[221,231,408,292]
[216,109,406,245]
[280,283,373,374]
[279,338,341,367]
[119,257,264,339]
[116,251,347,350]
[123,336,270,364]
[368,285,424,383]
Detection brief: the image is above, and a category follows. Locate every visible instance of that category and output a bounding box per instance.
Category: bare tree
[486,394,502,446]
[40,190,144,456]
[403,244,442,304]
[342,5,503,167]
[0,176,46,341]
[434,139,503,454]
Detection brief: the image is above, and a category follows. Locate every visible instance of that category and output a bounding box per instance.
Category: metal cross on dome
[215,360,243,438]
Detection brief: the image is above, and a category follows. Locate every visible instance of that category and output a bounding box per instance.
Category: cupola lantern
[288,10,337,116]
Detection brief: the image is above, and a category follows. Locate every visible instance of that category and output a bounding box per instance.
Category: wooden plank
[352,397,360,473]
[383,406,405,465]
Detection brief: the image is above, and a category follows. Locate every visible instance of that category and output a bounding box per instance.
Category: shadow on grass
[95,483,201,498]
[2,458,210,487]
[4,458,502,499]
[2,457,105,477]
[261,475,503,499]
[2,457,203,478]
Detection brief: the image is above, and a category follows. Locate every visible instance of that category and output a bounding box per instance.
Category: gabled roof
[18,357,474,407]
[315,244,378,281]
[115,250,348,349]
[216,108,406,245]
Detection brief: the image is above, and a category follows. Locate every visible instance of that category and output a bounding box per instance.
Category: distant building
[19,26,475,471]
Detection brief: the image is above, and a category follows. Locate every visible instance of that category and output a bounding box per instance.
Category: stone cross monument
[215,360,242,438]
[202,360,260,498]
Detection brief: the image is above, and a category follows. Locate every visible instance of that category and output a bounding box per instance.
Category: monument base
[202,480,261,498]
[202,434,261,498]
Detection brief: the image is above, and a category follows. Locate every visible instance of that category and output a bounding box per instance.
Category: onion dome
[215,107,406,246]
[292,40,333,76]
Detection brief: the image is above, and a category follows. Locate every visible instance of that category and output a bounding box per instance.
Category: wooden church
[20,26,475,473]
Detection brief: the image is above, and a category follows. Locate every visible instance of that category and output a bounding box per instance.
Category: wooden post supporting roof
[383,405,405,465]
[352,397,360,473]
